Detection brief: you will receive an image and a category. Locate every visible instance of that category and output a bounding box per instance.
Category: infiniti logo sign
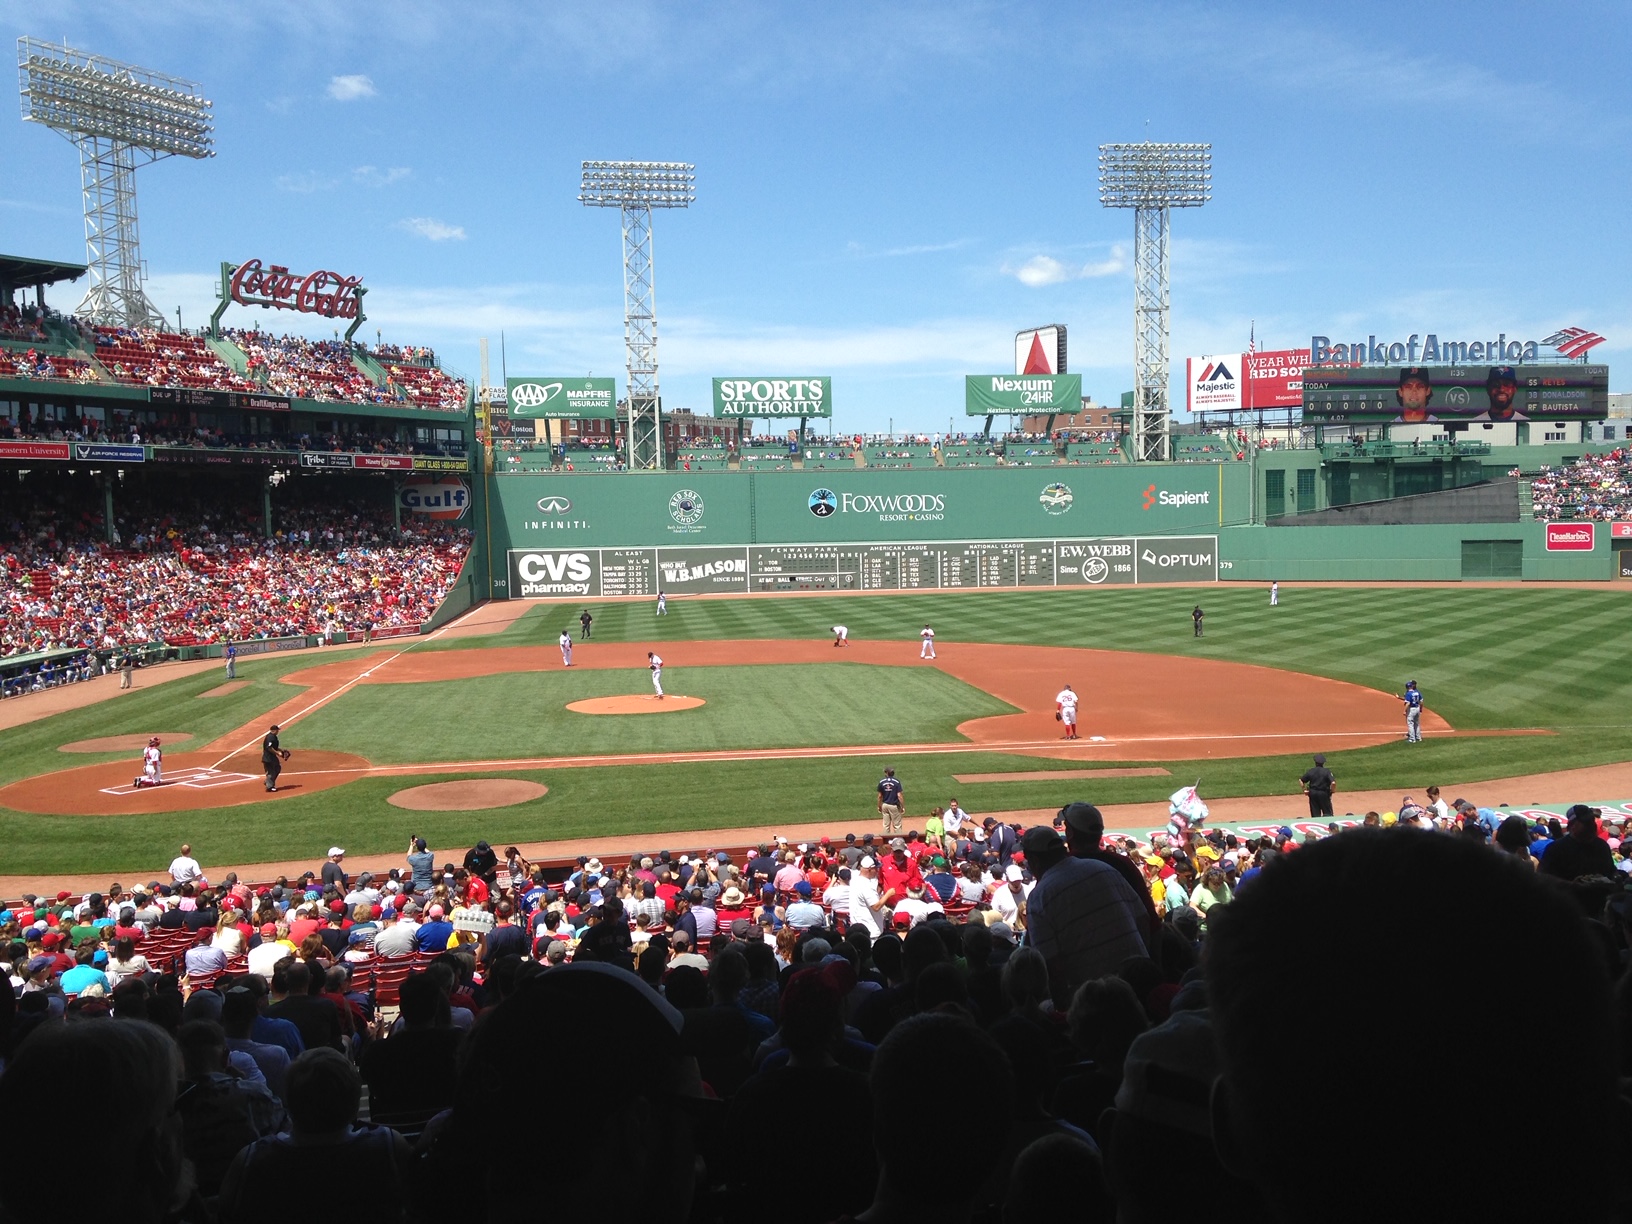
[536,496,573,514]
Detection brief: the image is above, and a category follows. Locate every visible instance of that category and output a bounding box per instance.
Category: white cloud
[397,217,467,242]
[326,74,376,101]
[354,165,411,187]
[1005,246,1127,287]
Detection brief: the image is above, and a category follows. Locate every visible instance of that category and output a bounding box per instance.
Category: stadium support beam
[579,161,695,471]
[1098,143,1210,463]
[18,37,215,328]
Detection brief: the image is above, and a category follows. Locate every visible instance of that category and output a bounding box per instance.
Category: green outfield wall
[474,464,1612,598]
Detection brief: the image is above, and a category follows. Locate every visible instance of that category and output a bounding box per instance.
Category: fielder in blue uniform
[1402,680,1423,743]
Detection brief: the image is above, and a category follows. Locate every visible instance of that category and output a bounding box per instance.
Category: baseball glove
[279,750,291,761]
[1054,712,1062,722]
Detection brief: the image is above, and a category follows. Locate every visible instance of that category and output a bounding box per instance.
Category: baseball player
[1192,605,1204,637]
[262,724,290,792]
[647,652,664,698]
[919,624,936,659]
[133,736,163,789]
[656,591,667,616]
[1270,581,1279,607]
[579,609,593,639]
[831,625,849,648]
[559,629,573,666]
[225,642,237,680]
[1401,680,1423,743]
[1055,684,1080,740]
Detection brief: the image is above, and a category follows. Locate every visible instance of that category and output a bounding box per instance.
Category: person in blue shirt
[1401,680,1424,743]
[60,947,110,996]
[415,905,455,953]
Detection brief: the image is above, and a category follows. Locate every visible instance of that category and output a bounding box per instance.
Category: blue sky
[3,0,1628,434]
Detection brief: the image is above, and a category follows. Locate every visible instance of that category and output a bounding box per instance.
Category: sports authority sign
[712,377,832,418]
[965,374,1082,415]
[506,377,618,420]
[1546,523,1595,551]
[1186,349,1310,411]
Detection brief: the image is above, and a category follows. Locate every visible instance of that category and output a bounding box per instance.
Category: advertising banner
[398,476,471,520]
[965,374,1081,415]
[1015,326,1066,375]
[1612,523,1632,540]
[236,392,292,413]
[1243,349,1310,408]
[506,377,618,420]
[1135,536,1220,582]
[509,549,600,598]
[150,387,233,410]
[712,377,832,418]
[228,634,308,657]
[0,440,69,460]
[1546,522,1595,551]
[71,443,144,463]
[299,453,354,470]
[1186,355,1242,412]
[413,455,470,472]
[353,454,414,470]
[1303,364,1609,423]
[149,447,301,466]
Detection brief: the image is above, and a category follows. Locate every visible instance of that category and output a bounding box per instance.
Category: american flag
[1542,327,1608,359]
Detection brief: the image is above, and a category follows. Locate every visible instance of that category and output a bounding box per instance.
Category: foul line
[206,617,469,772]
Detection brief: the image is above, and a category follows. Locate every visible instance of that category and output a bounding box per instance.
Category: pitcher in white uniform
[647,652,664,698]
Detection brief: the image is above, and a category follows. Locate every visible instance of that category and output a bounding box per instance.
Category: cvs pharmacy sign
[508,550,598,597]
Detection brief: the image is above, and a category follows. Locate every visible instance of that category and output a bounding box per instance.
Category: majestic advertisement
[1302,364,1609,423]
[711,378,832,418]
[1015,326,1066,375]
[506,377,618,420]
[1186,349,1310,412]
[965,373,1082,415]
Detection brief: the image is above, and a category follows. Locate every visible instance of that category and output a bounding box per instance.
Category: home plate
[100,767,258,795]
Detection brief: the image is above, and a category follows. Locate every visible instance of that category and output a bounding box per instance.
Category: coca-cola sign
[228,259,363,319]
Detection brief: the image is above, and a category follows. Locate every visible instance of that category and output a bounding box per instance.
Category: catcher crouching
[261,723,291,793]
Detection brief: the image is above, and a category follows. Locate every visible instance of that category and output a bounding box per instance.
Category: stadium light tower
[1098,142,1211,462]
[580,160,695,470]
[18,36,215,328]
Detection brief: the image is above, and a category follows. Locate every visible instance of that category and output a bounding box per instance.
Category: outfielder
[559,629,573,666]
[133,736,163,789]
[1055,685,1080,741]
[1402,680,1423,743]
[920,624,936,659]
[1270,581,1279,607]
[656,591,667,616]
[648,652,664,698]
[831,625,849,647]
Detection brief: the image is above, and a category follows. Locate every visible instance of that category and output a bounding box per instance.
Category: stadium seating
[1530,449,1632,521]
[93,327,258,392]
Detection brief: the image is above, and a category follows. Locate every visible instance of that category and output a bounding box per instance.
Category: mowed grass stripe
[288,663,1017,762]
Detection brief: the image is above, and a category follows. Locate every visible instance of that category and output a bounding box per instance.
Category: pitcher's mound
[388,779,548,811]
[567,695,705,715]
[60,733,192,754]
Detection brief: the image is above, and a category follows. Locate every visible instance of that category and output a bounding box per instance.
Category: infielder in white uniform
[1055,685,1080,741]
[559,630,573,666]
[920,625,936,659]
[134,736,163,788]
[656,592,667,616]
[647,651,664,697]
[831,625,849,647]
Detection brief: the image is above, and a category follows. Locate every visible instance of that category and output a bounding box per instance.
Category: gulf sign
[398,476,471,520]
[1545,522,1595,551]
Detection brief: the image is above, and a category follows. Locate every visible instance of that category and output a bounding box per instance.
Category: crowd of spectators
[0,788,1626,1223]
[224,328,388,404]
[1530,448,1632,521]
[0,348,100,384]
[1,490,469,654]
[93,327,259,392]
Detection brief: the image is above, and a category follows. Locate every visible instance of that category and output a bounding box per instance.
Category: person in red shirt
[878,841,924,912]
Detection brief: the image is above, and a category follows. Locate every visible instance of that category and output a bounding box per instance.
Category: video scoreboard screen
[1302,364,1608,423]
[505,536,1217,598]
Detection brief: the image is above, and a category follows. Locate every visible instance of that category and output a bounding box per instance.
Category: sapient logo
[669,489,705,528]
[809,488,838,517]
[832,491,946,522]
[1039,483,1073,515]
[1142,485,1210,510]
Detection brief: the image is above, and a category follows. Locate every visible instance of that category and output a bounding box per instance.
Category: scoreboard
[505,536,1216,598]
[1302,363,1608,422]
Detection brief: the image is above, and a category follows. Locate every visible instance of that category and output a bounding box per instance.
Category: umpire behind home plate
[262,724,291,793]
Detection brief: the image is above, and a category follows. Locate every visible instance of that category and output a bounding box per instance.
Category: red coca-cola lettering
[229,259,363,320]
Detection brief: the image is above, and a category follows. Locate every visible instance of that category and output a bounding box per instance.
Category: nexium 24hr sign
[712,377,832,418]
[506,377,618,420]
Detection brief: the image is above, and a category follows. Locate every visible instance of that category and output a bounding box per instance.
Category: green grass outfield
[1,585,1630,877]
[293,664,1015,762]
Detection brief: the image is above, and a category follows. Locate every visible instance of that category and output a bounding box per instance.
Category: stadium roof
[0,254,88,296]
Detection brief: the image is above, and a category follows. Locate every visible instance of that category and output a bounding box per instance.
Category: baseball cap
[1312,754,1326,766]
[328,847,345,857]
[1398,366,1432,385]
[1005,864,1025,882]
[892,912,911,929]
[259,923,277,936]
[1486,365,1518,385]
[889,838,906,851]
[1058,804,1104,836]
[794,881,812,897]
[989,921,1015,942]
[1567,804,1601,824]
[428,905,445,919]
[859,857,877,870]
